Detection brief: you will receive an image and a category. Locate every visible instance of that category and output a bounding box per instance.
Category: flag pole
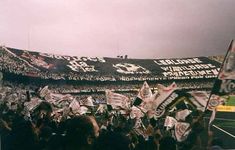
[205,40,234,131]
[205,40,233,111]
[182,40,234,136]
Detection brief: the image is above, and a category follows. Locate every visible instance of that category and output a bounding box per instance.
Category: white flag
[137,81,152,101]
[24,98,42,111]
[164,116,177,130]
[69,99,80,113]
[156,82,177,93]
[153,82,177,111]
[175,109,192,121]
[78,106,89,115]
[80,96,94,107]
[39,86,50,98]
[130,106,144,119]
[95,104,107,114]
[174,122,190,142]
[105,90,130,109]
[189,91,208,109]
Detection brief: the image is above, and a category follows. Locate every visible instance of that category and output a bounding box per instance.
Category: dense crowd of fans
[0,80,226,150]
[49,81,213,94]
[0,100,225,150]
[2,78,214,95]
[0,47,227,149]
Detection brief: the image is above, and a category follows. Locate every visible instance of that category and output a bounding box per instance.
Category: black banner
[0,46,221,81]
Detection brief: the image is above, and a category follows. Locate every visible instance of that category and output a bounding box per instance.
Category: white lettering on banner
[67,60,98,72]
[162,69,219,77]
[39,53,106,63]
[39,53,106,72]
[155,57,219,79]
[113,63,150,74]
[154,58,202,65]
[219,80,235,93]
[160,64,216,72]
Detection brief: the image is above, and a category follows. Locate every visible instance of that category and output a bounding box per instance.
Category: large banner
[211,40,235,112]
[0,46,221,81]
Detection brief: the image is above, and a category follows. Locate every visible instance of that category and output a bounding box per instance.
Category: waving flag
[174,122,191,142]
[152,82,178,118]
[39,86,50,98]
[189,91,208,109]
[164,116,177,130]
[69,99,80,113]
[130,106,144,119]
[207,40,235,129]
[80,96,95,107]
[210,40,235,112]
[175,109,192,121]
[105,90,130,109]
[95,104,107,114]
[77,106,89,115]
[137,81,153,102]
[24,98,42,111]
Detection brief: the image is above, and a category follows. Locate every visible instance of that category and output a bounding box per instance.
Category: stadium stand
[2,46,233,150]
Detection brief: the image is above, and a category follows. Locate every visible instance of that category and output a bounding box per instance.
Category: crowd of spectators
[0,97,225,150]
[0,79,226,150]
[0,46,227,149]
[2,77,214,95]
[49,81,213,94]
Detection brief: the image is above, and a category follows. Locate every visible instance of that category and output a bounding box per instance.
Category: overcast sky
[0,0,235,59]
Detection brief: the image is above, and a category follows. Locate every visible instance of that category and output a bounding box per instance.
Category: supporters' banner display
[0,46,221,81]
[211,40,235,112]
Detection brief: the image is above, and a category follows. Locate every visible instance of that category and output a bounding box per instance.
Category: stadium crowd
[0,101,225,150]
[49,81,213,94]
[0,80,225,150]
[0,46,227,149]
[2,78,214,95]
